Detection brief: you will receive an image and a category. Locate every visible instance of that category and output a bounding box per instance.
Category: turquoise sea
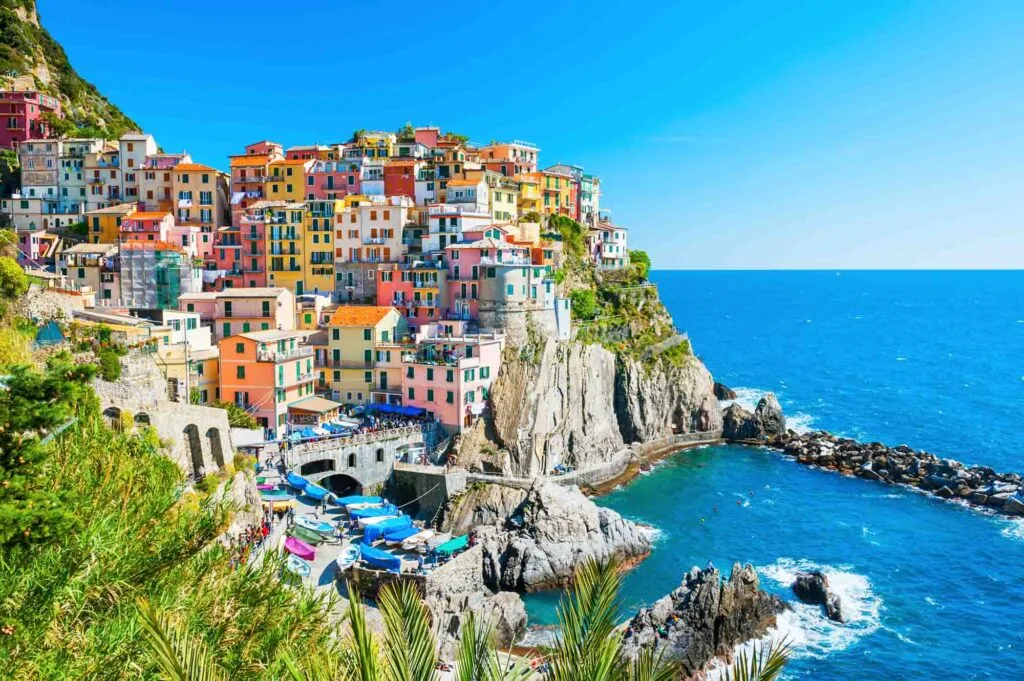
[523,271,1024,680]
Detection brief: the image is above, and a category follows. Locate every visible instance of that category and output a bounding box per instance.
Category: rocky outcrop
[441,481,532,536]
[792,571,845,623]
[421,545,527,655]
[488,339,625,477]
[621,563,786,677]
[615,354,723,443]
[485,337,722,478]
[714,382,738,400]
[477,482,651,592]
[775,431,1024,517]
[722,393,786,441]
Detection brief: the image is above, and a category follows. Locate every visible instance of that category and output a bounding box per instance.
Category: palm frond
[455,612,532,681]
[626,644,681,681]
[378,580,439,681]
[136,597,228,681]
[344,584,381,681]
[721,638,791,681]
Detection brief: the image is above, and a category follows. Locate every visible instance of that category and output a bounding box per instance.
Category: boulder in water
[722,393,786,441]
[714,382,738,400]
[792,571,845,623]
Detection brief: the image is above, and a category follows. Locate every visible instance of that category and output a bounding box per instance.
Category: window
[236,366,245,379]
[406,366,414,379]
[376,448,384,463]
[426,367,434,381]
[235,342,244,353]
[446,391,454,404]
[364,371,372,383]
[466,390,475,403]
[363,329,371,341]
[332,329,340,341]
[481,366,490,379]
[446,369,454,382]
[407,387,415,400]
[222,322,230,337]
[426,389,434,402]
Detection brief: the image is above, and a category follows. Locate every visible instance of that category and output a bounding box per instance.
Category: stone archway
[103,406,122,430]
[299,459,335,477]
[319,473,362,496]
[206,427,225,468]
[183,424,203,479]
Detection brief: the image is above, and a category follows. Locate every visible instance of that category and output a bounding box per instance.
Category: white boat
[345,502,384,511]
[335,545,360,571]
[357,515,399,528]
[400,529,435,551]
[419,532,451,553]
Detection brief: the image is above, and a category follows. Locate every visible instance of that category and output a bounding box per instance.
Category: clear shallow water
[523,271,1024,679]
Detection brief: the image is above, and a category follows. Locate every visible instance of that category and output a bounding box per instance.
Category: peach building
[178,287,296,340]
[218,330,316,437]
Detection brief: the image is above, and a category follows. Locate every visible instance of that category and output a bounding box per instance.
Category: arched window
[376,448,384,463]
[348,453,356,468]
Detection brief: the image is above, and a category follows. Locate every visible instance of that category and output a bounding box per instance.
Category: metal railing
[256,345,314,362]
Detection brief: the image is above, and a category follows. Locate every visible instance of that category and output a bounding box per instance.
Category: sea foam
[758,558,882,660]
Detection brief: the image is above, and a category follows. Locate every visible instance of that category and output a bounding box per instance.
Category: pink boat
[257,483,276,491]
[284,536,315,561]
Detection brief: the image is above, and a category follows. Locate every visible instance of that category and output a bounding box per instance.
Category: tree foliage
[0,353,96,551]
[0,255,28,300]
[570,289,598,321]
[629,250,651,280]
[211,399,260,429]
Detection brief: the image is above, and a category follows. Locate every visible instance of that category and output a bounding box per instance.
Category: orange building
[217,329,316,438]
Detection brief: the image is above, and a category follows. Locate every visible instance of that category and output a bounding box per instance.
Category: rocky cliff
[473,481,652,592]
[621,563,787,678]
[476,336,722,478]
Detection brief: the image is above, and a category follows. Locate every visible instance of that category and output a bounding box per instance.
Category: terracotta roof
[328,305,395,327]
[446,179,481,187]
[85,203,138,215]
[271,158,313,166]
[230,156,270,167]
[174,163,218,172]
[124,211,173,220]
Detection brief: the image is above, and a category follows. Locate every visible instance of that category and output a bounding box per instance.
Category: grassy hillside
[0,0,139,139]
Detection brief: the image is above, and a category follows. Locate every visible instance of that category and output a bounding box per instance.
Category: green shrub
[570,289,598,320]
[211,400,260,429]
[197,473,221,495]
[97,348,121,381]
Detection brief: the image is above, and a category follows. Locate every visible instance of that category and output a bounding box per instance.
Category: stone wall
[391,463,467,521]
[335,263,379,303]
[477,302,559,346]
[91,352,234,478]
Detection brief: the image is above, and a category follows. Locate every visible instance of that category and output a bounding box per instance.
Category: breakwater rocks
[621,563,786,678]
[792,571,845,623]
[773,431,1024,517]
[470,481,652,592]
[722,392,787,441]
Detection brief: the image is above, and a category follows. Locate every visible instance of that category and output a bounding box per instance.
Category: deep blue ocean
[523,271,1024,679]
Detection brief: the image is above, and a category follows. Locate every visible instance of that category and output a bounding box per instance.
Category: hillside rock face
[621,564,787,677]
[615,354,722,443]
[477,482,651,592]
[485,337,722,477]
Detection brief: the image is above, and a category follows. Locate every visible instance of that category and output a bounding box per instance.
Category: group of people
[227,520,271,570]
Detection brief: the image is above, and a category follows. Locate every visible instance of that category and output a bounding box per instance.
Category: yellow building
[266,159,312,203]
[264,202,307,294]
[541,170,574,216]
[304,199,343,295]
[466,169,520,223]
[172,163,228,255]
[155,346,220,404]
[85,202,137,243]
[324,306,407,404]
[516,173,542,215]
[349,131,396,160]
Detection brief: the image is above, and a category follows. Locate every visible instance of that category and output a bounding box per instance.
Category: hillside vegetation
[0,0,138,139]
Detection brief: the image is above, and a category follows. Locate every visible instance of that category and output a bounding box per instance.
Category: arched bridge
[285,424,437,494]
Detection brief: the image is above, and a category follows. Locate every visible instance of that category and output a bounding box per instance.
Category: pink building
[119,211,199,257]
[414,127,440,148]
[0,91,61,150]
[305,159,360,200]
[401,325,504,433]
[375,259,448,328]
[179,287,296,340]
[444,233,531,321]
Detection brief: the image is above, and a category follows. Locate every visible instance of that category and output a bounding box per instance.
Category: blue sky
[39,0,1024,268]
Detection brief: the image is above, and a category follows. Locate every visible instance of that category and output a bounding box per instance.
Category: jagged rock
[1004,496,1024,516]
[792,571,845,623]
[621,564,786,677]
[754,393,786,437]
[478,482,651,591]
[714,382,738,400]
[441,483,529,536]
[616,354,723,443]
[722,403,758,440]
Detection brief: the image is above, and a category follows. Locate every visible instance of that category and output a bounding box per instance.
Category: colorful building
[264,202,307,293]
[266,158,312,203]
[477,140,540,176]
[401,325,504,433]
[139,153,191,212]
[59,242,119,300]
[305,159,360,200]
[119,133,158,203]
[173,162,228,258]
[383,160,420,199]
[540,168,577,217]
[218,330,316,437]
[178,286,296,340]
[587,220,629,269]
[445,234,532,321]
[323,306,408,405]
[304,199,340,295]
[375,259,448,327]
[334,196,411,265]
[0,91,61,149]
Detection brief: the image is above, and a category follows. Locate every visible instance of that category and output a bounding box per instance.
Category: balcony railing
[363,236,388,245]
[256,345,313,362]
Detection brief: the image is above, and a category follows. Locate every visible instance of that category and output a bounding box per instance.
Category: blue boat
[384,526,421,545]
[296,515,335,535]
[350,504,398,520]
[286,471,309,490]
[260,489,293,500]
[363,516,412,544]
[304,482,331,501]
[284,554,311,579]
[359,543,402,572]
[335,495,384,507]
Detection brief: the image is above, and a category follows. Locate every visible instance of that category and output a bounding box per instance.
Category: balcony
[237,175,268,183]
[269,264,302,272]
[266,216,288,224]
[256,345,313,362]
[87,177,104,184]
[479,255,531,267]
[363,236,388,245]
[268,247,301,256]
[178,199,193,208]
